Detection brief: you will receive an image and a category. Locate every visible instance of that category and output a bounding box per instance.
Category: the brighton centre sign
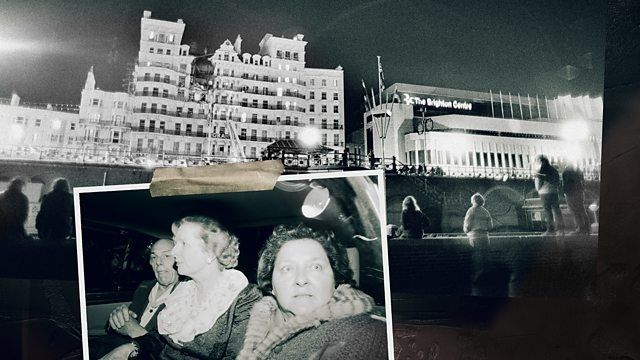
[402,93,473,111]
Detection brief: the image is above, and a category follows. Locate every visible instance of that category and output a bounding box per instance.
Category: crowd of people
[93,217,388,360]
[0,177,75,245]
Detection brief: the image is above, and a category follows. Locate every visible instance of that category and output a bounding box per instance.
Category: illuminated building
[363,83,603,179]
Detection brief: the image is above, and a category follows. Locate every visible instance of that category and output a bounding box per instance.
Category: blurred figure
[0,177,29,243]
[562,165,591,235]
[400,195,429,238]
[534,155,564,235]
[463,193,494,296]
[36,178,74,243]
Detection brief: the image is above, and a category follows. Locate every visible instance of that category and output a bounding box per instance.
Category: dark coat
[36,189,74,242]
[0,189,29,242]
[401,209,429,238]
[263,314,388,360]
[136,284,262,360]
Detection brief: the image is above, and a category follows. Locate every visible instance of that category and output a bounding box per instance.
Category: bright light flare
[0,39,34,53]
[561,121,590,141]
[51,118,62,130]
[299,126,321,147]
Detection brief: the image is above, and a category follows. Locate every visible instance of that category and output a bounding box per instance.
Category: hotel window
[185,143,191,154]
[321,105,327,113]
[284,51,290,59]
[511,154,517,168]
[151,103,157,113]
[196,143,202,154]
[333,105,339,113]
[252,114,258,123]
[148,31,155,40]
[263,86,269,95]
[112,131,120,144]
[161,105,167,115]
[250,147,257,158]
[35,119,41,127]
[149,47,154,53]
[285,131,291,140]
[333,92,339,101]
[197,125,204,136]
[262,130,268,140]
[490,153,496,167]
[218,145,225,153]
[321,119,327,129]
[310,79,315,86]
[166,49,171,55]
[144,73,151,81]
[158,33,165,42]
[333,134,340,146]
[285,116,291,125]
[252,99,258,108]
[322,134,327,145]
[175,123,181,135]
[92,99,100,106]
[159,121,165,132]
[251,129,257,140]
[187,108,193,118]
[321,79,327,86]
[219,126,225,136]
[173,142,180,153]
[162,89,168,98]
[241,128,247,139]
[321,92,327,100]
[142,87,149,96]
[518,154,524,168]
[262,115,268,124]
[333,119,339,129]
[334,79,338,87]
[70,123,76,131]
[309,91,315,99]
[276,50,282,59]
[178,76,186,87]
[163,75,170,84]
[137,139,143,151]
[293,52,299,61]
[309,118,315,125]
[154,73,161,82]
[138,120,145,131]
[157,48,163,54]
[149,120,156,132]
[186,124,192,135]
[148,139,154,150]
[158,140,164,151]
[152,88,159,96]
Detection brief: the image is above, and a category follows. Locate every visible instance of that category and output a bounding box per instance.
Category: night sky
[0,0,606,135]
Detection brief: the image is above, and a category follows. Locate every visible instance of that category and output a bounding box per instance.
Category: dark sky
[0,0,606,135]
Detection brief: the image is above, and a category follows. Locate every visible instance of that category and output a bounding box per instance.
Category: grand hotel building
[363,83,603,179]
[1,10,345,165]
[79,10,345,163]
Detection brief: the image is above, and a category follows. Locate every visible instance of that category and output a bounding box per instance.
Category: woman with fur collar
[238,224,388,360]
[100,216,262,360]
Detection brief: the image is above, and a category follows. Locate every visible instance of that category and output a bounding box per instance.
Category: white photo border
[73,169,394,359]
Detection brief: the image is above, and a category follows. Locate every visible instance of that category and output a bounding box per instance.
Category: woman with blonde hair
[400,195,429,238]
[100,216,261,360]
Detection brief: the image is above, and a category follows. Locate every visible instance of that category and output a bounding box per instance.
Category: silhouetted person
[0,177,29,243]
[463,193,494,296]
[562,165,591,235]
[36,178,74,243]
[534,155,564,235]
[400,195,430,238]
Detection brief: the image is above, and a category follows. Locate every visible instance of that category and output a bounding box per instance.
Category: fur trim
[237,284,374,360]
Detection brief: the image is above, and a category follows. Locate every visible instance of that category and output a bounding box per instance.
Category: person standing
[562,165,591,235]
[534,155,564,235]
[36,178,75,243]
[0,177,30,243]
[400,196,429,238]
[463,193,494,296]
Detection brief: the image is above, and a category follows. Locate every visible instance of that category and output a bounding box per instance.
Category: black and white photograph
[74,171,392,359]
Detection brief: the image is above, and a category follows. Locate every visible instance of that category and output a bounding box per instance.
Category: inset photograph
[74,171,391,359]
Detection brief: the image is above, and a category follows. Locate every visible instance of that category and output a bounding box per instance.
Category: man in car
[91,238,180,357]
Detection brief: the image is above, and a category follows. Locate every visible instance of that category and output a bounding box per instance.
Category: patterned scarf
[237,284,375,360]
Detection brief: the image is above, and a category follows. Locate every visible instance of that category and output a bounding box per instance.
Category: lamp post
[417,106,434,168]
[372,109,392,169]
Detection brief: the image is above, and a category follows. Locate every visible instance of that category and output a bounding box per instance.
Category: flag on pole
[377,56,385,107]
[364,95,371,112]
[362,79,373,111]
[371,88,377,108]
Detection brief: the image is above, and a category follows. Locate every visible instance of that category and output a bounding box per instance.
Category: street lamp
[372,109,392,169]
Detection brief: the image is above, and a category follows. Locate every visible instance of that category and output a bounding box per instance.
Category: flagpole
[490,90,495,118]
[518,93,524,120]
[499,91,504,118]
[377,56,383,108]
[536,94,541,119]
[509,92,514,119]
[527,94,532,119]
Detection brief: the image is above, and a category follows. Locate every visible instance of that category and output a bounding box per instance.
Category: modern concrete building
[362,83,603,179]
